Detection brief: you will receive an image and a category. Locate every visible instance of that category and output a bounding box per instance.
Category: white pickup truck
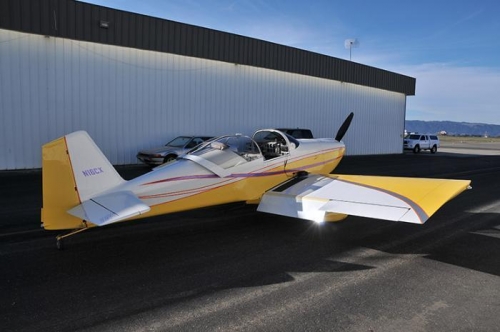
[403,134,440,153]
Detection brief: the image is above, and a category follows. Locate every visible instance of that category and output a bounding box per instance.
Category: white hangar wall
[0,29,406,170]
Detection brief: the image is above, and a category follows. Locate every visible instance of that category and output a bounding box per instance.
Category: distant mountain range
[405,120,500,137]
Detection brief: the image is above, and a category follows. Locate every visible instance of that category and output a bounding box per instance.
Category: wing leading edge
[257,174,471,224]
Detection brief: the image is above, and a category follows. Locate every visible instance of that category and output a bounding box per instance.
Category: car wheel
[431,145,437,154]
[164,154,177,163]
[413,145,420,153]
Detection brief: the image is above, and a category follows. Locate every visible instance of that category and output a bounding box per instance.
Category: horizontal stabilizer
[68,191,150,226]
[258,174,471,224]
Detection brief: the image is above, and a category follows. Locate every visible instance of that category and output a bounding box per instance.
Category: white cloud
[394,64,500,125]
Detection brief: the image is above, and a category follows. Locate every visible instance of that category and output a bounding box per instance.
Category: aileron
[258,174,470,224]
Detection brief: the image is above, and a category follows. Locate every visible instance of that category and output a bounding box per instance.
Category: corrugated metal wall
[0,29,406,169]
[0,0,415,96]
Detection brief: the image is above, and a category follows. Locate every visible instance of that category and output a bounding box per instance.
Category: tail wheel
[56,238,64,250]
[413,145,420,153]
[431,145,437,154]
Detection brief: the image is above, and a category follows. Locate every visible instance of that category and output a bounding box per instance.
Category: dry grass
[439,135,500,144]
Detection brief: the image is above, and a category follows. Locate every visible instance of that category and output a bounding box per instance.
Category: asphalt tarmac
[1,151,500,331]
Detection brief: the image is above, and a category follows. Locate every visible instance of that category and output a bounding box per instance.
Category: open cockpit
[185,134,263,171]
[180,130,299,173]
[252,129,299,160]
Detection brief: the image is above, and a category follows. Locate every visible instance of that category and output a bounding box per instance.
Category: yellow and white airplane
[41,114,471,248]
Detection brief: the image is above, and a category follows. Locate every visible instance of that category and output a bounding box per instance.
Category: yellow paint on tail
[41,137,87,230]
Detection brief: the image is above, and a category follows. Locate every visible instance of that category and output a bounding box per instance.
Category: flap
[68,191,150,226]
[257,174,471,224]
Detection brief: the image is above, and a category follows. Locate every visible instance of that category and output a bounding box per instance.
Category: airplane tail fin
[41,131,125,230]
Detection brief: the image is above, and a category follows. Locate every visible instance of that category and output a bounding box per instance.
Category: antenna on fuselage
[335,112,354,142]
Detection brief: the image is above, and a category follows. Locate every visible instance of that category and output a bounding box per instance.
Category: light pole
[344,38,359,61]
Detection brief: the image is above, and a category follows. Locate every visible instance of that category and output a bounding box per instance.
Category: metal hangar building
[0,0,416,170]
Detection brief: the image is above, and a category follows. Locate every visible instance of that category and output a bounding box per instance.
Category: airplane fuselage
[118,138,345,220]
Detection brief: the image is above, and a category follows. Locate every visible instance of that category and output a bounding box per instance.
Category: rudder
[41,131,124,230]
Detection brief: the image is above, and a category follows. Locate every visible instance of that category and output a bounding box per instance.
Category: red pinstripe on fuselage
[114,144,345,220]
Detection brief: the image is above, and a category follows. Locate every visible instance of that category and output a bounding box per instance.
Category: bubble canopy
[185,130,297,170]
[184,135,263,170]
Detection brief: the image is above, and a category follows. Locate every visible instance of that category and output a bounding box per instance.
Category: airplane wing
[68,191,150,226]
[257,174,471,224]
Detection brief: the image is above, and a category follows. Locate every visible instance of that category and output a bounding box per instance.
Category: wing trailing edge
[257,174,471,224]
[68,191,150,226]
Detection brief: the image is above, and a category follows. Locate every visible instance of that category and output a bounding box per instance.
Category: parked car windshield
[276,128,313,139]
[166,136,192,148]
[407,134,420,140]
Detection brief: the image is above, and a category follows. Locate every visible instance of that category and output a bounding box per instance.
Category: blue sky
[82,0,500,124]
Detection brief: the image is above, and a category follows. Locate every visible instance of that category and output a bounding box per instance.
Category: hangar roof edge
[0,0,415,95]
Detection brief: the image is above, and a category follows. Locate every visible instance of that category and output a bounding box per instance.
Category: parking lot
[1,151,500,331]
